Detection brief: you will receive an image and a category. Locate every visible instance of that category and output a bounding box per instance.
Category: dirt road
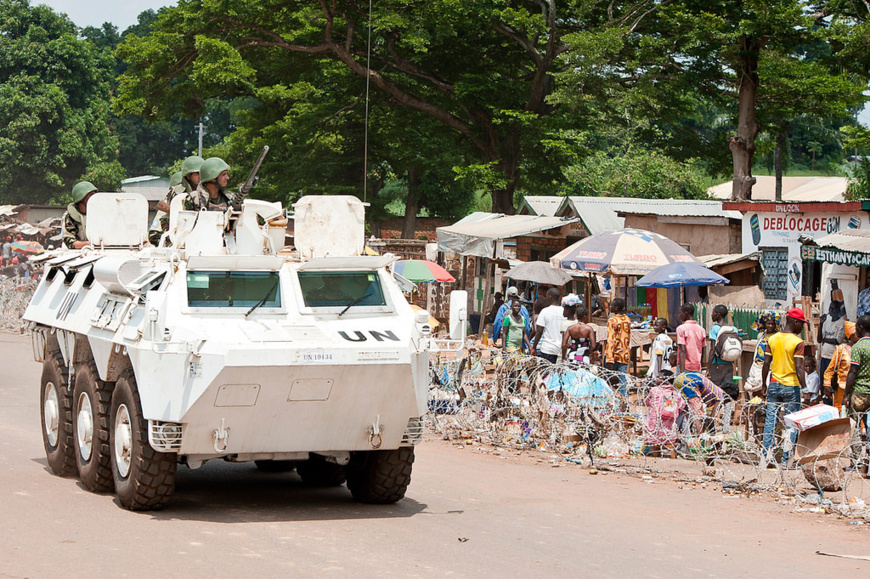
[0,333,866,577]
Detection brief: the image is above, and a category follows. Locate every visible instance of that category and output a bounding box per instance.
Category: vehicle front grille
[400,417,425,446]
[148,420,183,452]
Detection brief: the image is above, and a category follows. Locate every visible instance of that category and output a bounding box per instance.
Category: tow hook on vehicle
[368,415,383,449]
[212,418,230,453]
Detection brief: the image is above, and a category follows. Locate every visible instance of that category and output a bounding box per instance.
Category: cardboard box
[784,404,840,432]
[794,418,852,465]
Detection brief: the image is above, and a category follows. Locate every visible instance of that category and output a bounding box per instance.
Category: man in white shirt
[648,317,674,379]
[531,288,565,364]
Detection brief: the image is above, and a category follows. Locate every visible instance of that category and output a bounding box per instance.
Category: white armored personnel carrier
[24,193,430,510]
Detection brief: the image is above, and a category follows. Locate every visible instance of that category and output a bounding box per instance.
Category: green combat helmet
[169,171,183,188]
[200,157,230,183]
[71,181,98,204]
[181,155,204,177]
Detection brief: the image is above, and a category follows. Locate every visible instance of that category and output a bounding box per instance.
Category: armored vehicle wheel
[110,369,177,510]
[254,460,297,473]
[346,447,414,504]
[73,361,114,492]
[296,455,347,487]
[40,350,76,477]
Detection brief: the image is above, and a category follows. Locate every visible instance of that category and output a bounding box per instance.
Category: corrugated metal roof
[554,196,738,235]
[699,251,761,268]
[618,200,741,220]
[707,176,848,202]
[809,229,870,253]
[437,214,578,257]
[452,211,503,226]
[517,196,564,216]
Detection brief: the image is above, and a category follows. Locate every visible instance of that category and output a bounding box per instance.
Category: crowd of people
[0,235,41,282]
[483,284,870,469]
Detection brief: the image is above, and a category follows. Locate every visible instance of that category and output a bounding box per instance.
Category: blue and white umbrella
[636,262,729,288]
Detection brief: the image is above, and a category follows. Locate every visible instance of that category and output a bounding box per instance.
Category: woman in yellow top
[824,321,858,409]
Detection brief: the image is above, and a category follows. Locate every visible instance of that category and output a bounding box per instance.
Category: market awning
[436,214,579,258]
[801,230,870,267]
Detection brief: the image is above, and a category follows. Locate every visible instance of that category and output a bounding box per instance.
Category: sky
[37,0,175,31]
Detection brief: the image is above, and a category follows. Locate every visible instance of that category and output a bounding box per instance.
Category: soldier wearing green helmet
[185,157,233,211]
[62,181,98,249]
[149,156,204,245]
[169,171,183,188]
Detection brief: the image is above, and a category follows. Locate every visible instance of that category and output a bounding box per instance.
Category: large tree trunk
[401,167,419,239]
[728,36,765,201]
[774,129,786,202]
[489,137,520,214]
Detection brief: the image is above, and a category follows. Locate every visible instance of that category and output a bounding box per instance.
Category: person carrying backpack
[708,305,742,432]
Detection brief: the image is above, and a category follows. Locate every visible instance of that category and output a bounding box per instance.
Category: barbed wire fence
[428,344,870,521]
[0,278,34,333]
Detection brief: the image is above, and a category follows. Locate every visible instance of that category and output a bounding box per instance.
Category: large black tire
[254,460,298,473]
[296,454,347,487]
[40,350,76,477]
[110,369,176,510]
[73,361,114,492]
[346,447,415,504]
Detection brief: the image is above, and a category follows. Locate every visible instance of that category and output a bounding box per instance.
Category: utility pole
[198,122,204,157]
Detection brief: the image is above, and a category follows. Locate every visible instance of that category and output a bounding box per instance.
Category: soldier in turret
[62,181,97,249]
[185,157,234,211]
[149,156,203,245]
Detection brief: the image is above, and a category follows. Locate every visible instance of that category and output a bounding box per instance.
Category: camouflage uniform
[148,157,202,246]
[61,204,87,249]
[183,184,234,212]
[148,181,189,246]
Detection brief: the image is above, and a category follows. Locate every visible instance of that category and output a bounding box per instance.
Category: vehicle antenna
[363,0,373,203]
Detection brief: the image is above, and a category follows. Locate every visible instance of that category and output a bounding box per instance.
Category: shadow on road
[129,460,429,523]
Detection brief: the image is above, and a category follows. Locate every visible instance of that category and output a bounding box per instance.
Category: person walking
[648,317,674,379]
[531,288,565,364]
[844,315,870,474]
[746,311,782,397]
[562,306,598,364]
[493,286,529,347]
[604,298,631,397]
[823,321,856,409]
[761,307,807,467]
[676,303,705,374]
[501,299,531,353]
[818,280,846,386]
[708,304,738,431]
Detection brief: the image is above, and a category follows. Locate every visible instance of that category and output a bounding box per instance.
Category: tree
[113,0,657,213]
[0,0,122,203]
[82,10,248,179]
[552,0,865,201]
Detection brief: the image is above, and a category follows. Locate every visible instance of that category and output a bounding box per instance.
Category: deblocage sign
[742,209,867,303]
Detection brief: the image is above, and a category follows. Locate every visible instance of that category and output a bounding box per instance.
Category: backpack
[714,325,743,362]
[659,389,680,419]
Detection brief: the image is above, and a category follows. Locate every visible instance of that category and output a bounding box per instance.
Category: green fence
[693,303,774,340]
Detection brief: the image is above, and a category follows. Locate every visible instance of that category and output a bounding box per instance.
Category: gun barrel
[238,145,270,199]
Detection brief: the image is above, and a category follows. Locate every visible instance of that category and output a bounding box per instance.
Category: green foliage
[0,0,121,203]
[562,147,708,200]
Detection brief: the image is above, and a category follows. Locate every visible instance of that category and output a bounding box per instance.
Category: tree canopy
[0,0,123,203]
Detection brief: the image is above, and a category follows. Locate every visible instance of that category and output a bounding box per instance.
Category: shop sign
[800,245,870,267]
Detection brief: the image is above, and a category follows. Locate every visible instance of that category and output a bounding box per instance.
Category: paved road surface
[0,333,867,577]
